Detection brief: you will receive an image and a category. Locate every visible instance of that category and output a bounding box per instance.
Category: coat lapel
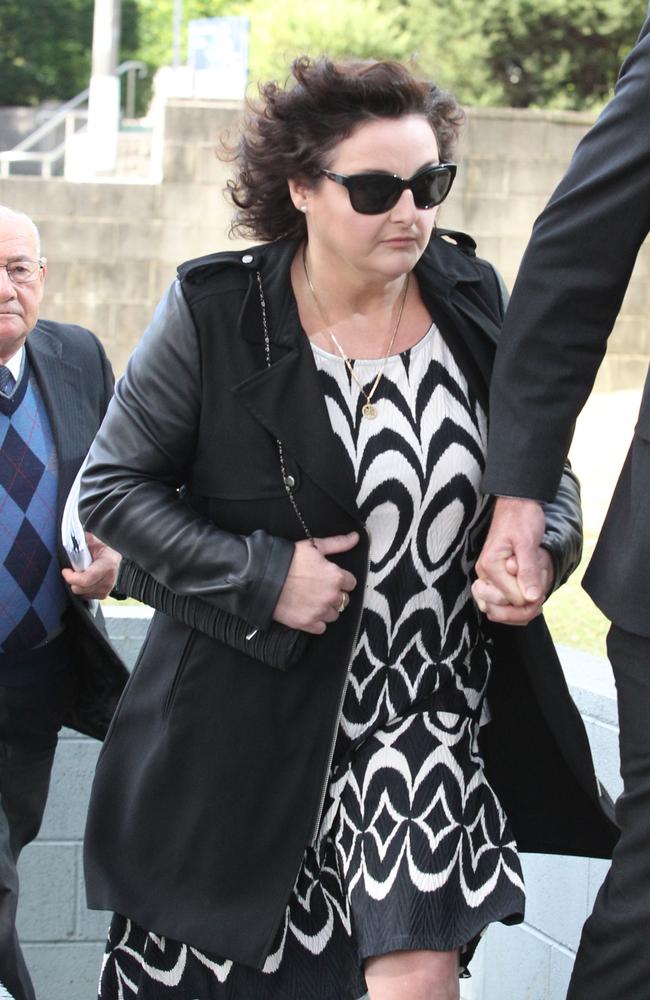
[26,323,86,514]
[233,262,361,523]
[232,232,501,523]
[415,236,500,409]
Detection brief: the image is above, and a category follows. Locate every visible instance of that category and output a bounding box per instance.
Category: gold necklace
[302,245,410,420]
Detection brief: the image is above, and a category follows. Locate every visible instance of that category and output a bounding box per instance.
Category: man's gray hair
[0,205,41,258]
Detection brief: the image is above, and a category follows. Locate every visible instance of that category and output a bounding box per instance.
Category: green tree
[134,0,235,71]
[0,0,138,106]
[398,0,647,110]
[237,0,412,85]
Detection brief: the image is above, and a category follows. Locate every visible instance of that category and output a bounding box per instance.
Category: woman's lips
[382,236,416,246]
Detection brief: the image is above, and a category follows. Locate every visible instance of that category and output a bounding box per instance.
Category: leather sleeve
[79,280,295,630]
[541,463,583,592]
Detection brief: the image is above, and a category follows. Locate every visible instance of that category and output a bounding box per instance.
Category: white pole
[172,0,184,67]
[87,0,122,173]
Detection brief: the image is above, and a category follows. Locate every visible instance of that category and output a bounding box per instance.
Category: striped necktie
[0,365,15,396]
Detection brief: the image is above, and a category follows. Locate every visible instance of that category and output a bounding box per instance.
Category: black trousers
[0,667,76,1000]
[567,624,650,1000]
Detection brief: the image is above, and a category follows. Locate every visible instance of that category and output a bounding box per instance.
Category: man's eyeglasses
[320,163,457,215]
[0,259,46,286]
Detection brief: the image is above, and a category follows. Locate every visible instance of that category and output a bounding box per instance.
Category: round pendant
[362,402,378,419]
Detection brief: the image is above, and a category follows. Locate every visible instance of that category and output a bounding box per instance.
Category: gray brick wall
[466,646,620,1000]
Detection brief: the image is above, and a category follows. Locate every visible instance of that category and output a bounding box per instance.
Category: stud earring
[300,205,308,214]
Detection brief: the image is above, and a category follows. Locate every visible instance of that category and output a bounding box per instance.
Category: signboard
[187,16,249,99]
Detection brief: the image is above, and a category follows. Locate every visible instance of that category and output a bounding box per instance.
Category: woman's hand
[472,545,554,626]
[273,532,359,634]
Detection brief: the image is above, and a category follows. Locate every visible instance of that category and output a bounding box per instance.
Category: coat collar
[230,244,361,522]
[188,232,501,522]
[26,321,87,507]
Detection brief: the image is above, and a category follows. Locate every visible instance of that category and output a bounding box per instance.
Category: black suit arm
[485,263,584,588]
[483,16,650,501]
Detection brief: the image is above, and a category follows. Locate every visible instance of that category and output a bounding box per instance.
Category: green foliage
[0,0,92,105]
[134,0,233,72]
[2,0,646,112]
[0,0,138,106]
[236,0,412,86]
[399,0,648,110]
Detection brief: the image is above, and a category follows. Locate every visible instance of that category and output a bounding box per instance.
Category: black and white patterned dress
[99,324,525,1000]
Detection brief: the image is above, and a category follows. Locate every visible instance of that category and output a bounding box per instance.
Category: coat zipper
[310,546,369,845]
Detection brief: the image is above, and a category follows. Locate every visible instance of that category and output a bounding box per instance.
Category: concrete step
[112,126,153,179]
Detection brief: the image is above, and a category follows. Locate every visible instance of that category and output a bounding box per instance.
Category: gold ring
[338,593,347,614]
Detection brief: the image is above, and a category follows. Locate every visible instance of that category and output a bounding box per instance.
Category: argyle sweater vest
[0,359,68,675]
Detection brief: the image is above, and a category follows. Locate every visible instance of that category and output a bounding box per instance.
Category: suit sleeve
[78,281,294,630]
[487,263,583,588]
[96,334,115,417]
[483,16,650,501]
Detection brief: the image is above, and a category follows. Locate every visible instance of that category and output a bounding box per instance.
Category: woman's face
[290,114,442,283]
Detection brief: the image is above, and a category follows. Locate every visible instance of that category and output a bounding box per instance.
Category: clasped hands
[473,497,553,626]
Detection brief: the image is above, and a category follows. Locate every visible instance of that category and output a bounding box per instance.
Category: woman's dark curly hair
[223,56,464,242]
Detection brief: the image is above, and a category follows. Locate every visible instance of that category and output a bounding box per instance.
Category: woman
[79,58,616,1000]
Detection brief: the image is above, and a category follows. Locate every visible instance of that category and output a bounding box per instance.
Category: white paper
[61,461,99,615]
[61,461,92,571]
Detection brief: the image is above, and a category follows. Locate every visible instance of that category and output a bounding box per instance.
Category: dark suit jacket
[483,16,650,637]
[24,319,127,738]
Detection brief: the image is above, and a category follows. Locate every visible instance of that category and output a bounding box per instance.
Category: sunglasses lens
[348,176,400,214]
[339,166,455,214]
[412,168,454,209]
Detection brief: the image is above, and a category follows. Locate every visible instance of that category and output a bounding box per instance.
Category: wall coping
[464,105,597,125]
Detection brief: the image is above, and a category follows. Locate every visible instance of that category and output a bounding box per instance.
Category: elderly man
[0,205,127,1000]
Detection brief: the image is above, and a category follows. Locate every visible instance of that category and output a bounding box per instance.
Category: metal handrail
[0,61,148,177]
[0,112,88,179]
[119,60,148,119]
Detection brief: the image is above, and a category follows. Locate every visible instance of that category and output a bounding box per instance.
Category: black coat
[26,320,128,740]
[483,16,650,638]
[79,234,617,969]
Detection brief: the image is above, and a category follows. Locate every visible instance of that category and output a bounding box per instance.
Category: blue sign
[187,16,249,97]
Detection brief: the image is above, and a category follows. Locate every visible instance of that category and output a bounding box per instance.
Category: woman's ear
[288,178,309,214]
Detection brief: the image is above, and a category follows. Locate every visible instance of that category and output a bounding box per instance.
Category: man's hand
[61,532,121,599]
[473,497,549,625]
[472,545,553,625]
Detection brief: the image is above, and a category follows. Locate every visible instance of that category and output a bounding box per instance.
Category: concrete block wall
[17,612,620,1000]
[0,100,246,375]
[465,645,620,1000]
[442,106,650,391]
[0,101,649,385]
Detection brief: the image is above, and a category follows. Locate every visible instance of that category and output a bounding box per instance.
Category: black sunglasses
[320,162,457,215]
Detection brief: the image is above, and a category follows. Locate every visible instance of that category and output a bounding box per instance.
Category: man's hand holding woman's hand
[273,532,359,634]
[473,497,553,626]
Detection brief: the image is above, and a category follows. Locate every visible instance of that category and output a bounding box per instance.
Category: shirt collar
[0,344,25,397]
[4,345,24,382]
